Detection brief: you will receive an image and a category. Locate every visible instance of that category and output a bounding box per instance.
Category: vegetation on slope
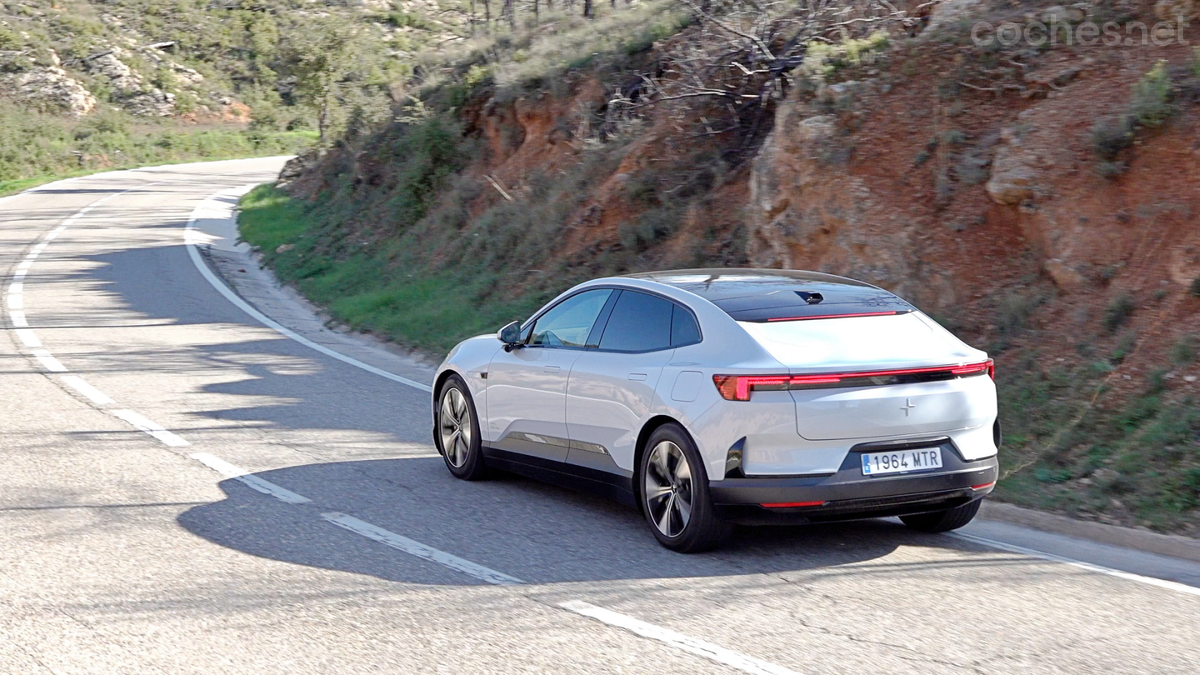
[0,103,313,193]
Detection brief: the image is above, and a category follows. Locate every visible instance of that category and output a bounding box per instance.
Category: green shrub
[1091,116,1135,161]
[1131,60,1173,127]
[1103,293,1136,333]
[1171,336,1197,365]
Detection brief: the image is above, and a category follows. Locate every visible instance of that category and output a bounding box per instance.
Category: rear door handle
[628,372,648,381]
[544,365,561,373]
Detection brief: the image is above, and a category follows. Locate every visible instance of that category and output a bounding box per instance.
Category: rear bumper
[710,437,997,525]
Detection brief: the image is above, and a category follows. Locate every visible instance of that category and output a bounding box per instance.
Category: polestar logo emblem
[901,398,917,416]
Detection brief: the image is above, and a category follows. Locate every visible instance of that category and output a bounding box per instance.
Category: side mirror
[498,321,523,350]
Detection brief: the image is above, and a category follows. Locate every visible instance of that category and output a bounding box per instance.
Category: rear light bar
[761,501,826,508]
[713,359,994,401]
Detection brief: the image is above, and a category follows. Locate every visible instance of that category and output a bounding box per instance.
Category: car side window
[671,305,701,347]
[597,291,674,353]
[528,289,613,348]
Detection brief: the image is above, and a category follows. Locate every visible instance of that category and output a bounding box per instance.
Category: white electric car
[433,269,999,552]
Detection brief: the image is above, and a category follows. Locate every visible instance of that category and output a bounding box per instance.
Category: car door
[565,290,699,474]
[486,288,613,462]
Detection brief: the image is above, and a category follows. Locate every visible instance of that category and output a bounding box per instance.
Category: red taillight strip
[765,311,901,322]
[971,482,996,490]
[807,360,993,381]
[713,359,994,401]
[761,501,826,508]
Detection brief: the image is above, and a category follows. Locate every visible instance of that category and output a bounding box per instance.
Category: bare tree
[611,0,922,151]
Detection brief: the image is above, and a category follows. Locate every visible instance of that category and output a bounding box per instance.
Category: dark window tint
[623,270,913,322]
[598,291,673,352]
[671,306,701,347]
[529,289,612,348]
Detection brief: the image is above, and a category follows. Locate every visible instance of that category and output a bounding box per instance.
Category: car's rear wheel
[900,498,982,532]
[435,374,487,480]
[639,423,731,553]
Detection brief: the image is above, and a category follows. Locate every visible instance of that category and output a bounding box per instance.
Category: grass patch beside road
[238,184,543,354]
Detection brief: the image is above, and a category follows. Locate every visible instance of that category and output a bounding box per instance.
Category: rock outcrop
[84,49,175,116]
[747,89,917,298]
[0,66,96,117]
[986,127,1041,205]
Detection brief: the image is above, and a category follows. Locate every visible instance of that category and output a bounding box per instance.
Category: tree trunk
[583,0,592,18]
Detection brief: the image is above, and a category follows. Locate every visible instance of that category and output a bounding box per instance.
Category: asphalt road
[2,158,1199,674]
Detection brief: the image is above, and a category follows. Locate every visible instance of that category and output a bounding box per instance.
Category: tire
[435,374,488,481]
[638,423,732,553]
[900,498,982,533]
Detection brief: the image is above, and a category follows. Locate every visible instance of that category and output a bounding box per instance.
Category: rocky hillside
[245,0,1200,534]
[0,0,467,187]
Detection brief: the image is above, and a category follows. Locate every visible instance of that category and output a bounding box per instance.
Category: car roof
[621,268,914,322]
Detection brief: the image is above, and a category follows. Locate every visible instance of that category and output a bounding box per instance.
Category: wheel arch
[632,414,695,513]
[431,368,467,452]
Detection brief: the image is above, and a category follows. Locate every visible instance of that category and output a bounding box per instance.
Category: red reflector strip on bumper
[760,501,826,508]
[972,482,996,490]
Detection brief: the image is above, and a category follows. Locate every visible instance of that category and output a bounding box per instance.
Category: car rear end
[636,270,999,525]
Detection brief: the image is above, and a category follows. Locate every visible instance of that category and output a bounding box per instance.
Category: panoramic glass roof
[626,269,914,322]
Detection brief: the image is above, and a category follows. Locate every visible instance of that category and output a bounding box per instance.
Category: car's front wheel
[900,498,982,532]
[639,423,731,553]
[435,374,487,480]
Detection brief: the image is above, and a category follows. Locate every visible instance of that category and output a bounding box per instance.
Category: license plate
[861,448,942,476]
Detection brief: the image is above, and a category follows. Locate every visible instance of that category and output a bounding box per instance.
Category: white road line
[321,512,524,585]
[111,409,191,448]
[31,349,67,372]
[8,281,22,295]
[60,375,115,406]
[10,310,27,327]
[947,532,1200,598]
[7,292,21,310]
[318,511,799,674]
[184,186,433,394]
[559,601,804,675]
[14,329,41,348]
[190,452,311,504]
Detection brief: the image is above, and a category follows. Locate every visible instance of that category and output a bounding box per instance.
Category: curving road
[2,158,1199,674]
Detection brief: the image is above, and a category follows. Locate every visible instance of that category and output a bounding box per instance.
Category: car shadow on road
[178,456,1029,587]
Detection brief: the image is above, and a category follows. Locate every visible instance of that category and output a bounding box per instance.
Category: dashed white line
[60,375,115,406]
[947,531,1200,598]
[14,329,41,348]
[184,187,433,394]
[10,310,27,327]
[559,601,804,675]
[322,512,523,586]
[30,349,67,372]
[111,409,190,447]
[190,452,311,504]
[318,512,803,673]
